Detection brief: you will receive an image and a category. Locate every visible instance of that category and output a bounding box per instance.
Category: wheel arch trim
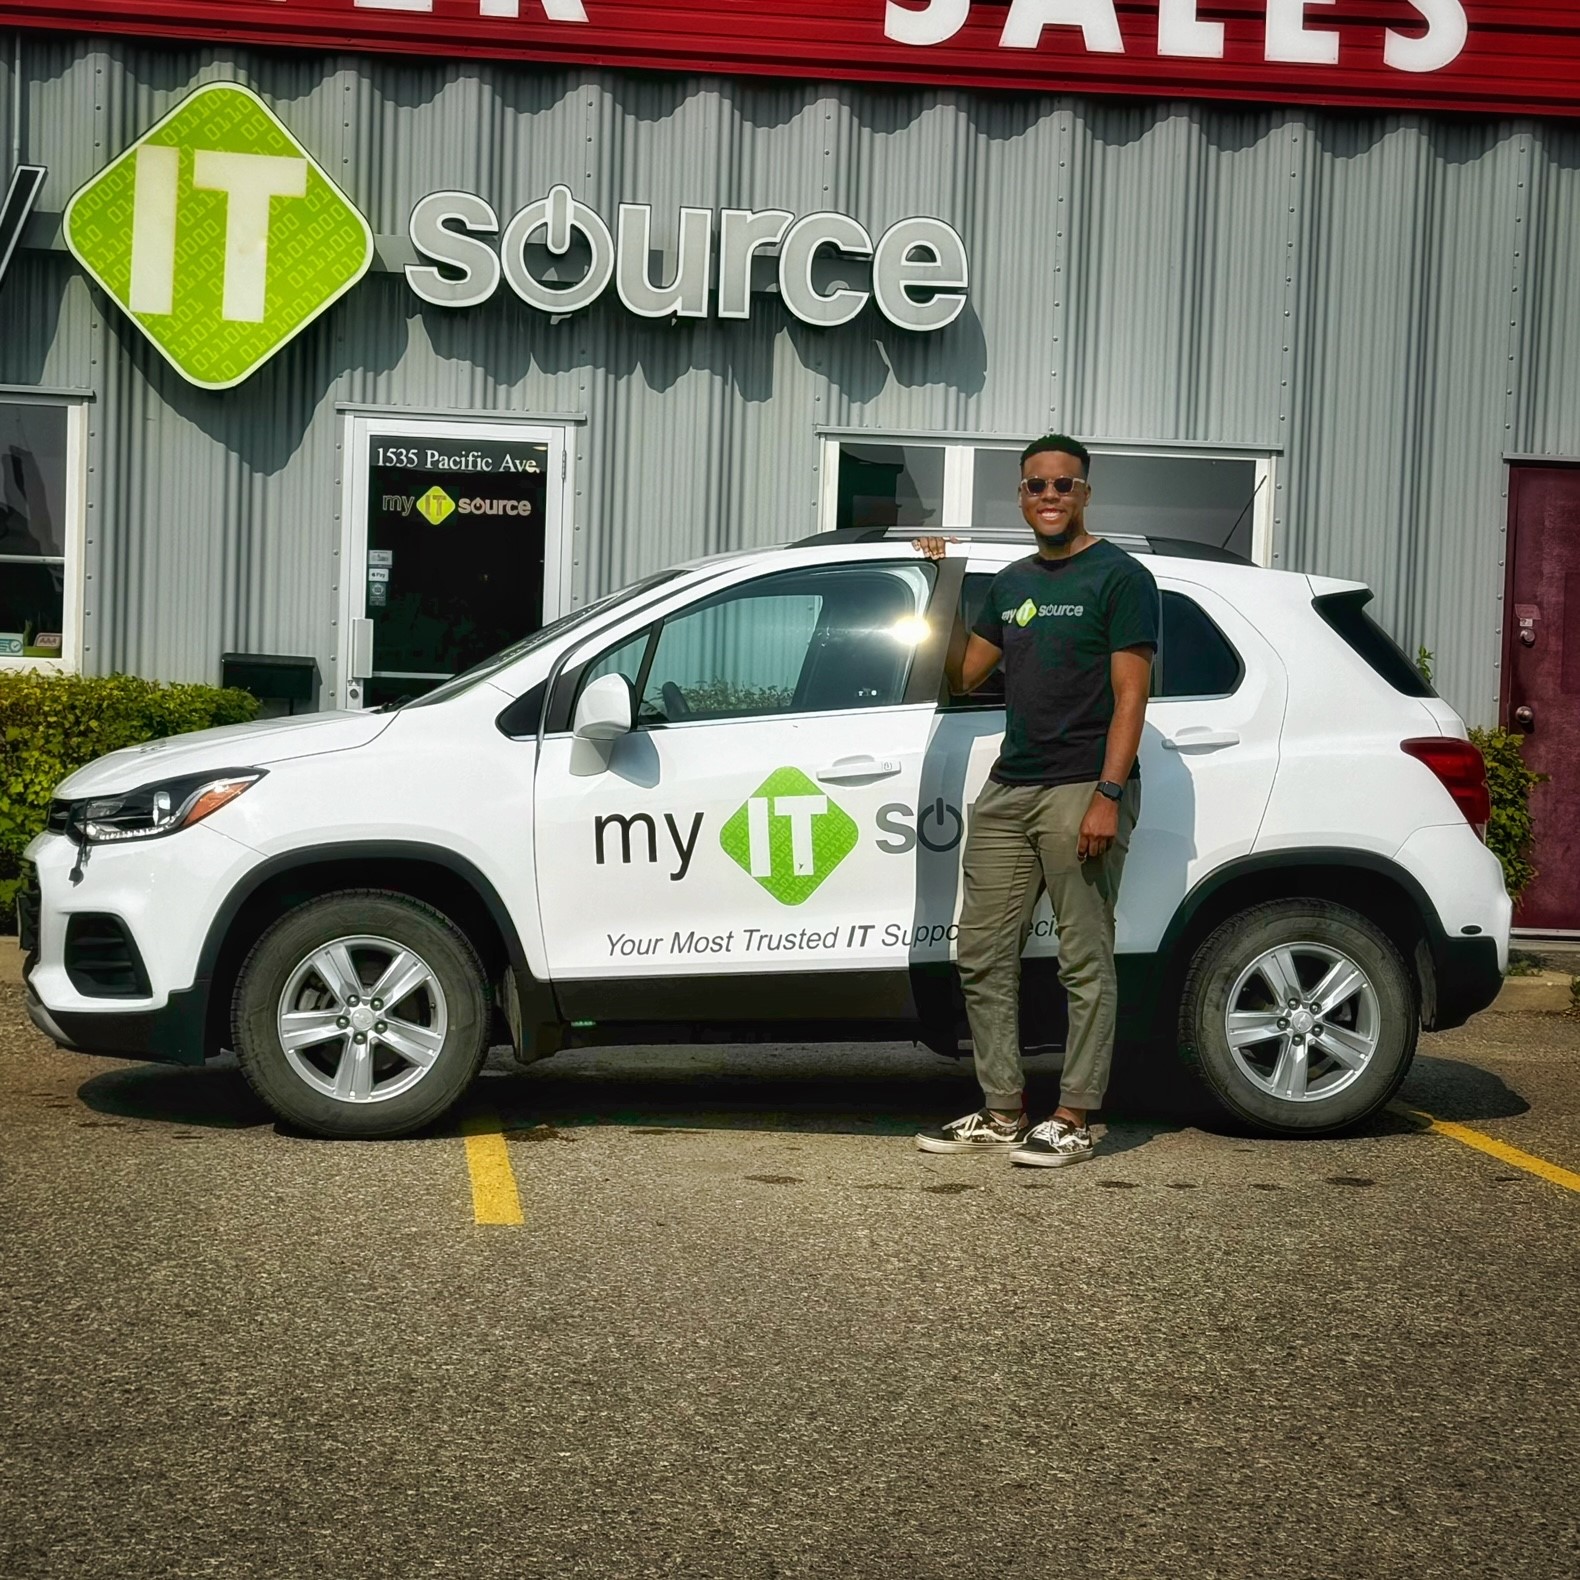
[1158,848,1446,961]
[198,841,558,1041]
[1130,848,1454,1043]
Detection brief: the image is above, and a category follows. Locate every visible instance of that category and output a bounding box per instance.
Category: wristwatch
[1095,780,1125,802]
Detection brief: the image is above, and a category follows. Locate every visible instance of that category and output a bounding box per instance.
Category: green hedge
[1468,726,1546,905]
[0,671,259,919]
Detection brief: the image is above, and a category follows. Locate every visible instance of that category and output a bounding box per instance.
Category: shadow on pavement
[457,1041,1217,1144]
[70,1043,1531,1145]
[76,1054,272,1130]
[1396,1052,1532,1124]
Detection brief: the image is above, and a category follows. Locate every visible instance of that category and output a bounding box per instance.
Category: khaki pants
[957,778,1139,1113]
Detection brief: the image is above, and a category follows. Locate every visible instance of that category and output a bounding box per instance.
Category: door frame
[335,411,576,709]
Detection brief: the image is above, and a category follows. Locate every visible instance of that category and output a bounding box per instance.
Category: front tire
[233,890,490,1139]
[1178,899,1417,1135]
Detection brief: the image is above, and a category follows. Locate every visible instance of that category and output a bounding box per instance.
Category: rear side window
[1154,591,1242,699]
[944,577,1241,705]
[1314,590,1437,698]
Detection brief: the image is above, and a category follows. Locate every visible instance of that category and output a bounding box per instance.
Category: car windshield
[397,569,683,709]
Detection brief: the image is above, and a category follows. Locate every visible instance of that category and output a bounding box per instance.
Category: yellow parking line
[460,1114,524,1225]
[1400,1107,1580,1194]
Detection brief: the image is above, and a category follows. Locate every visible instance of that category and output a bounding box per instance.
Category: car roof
[666,527,1346,608]
[790,525,1255,566]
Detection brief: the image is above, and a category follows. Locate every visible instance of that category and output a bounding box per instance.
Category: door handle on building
[1162,728,1241,752]
[350,618,374,680]
[817,756,901,784]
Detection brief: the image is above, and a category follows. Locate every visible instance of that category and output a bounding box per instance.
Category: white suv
[19,529,1511,1139]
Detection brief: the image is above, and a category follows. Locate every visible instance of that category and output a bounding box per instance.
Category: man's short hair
[1021,433,1091,478]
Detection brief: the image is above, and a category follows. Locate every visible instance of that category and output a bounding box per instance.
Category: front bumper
[24,976,211,1065]
[22,822,258,1066]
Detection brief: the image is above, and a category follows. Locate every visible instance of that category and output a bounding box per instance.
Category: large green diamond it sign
[64,83,373,390]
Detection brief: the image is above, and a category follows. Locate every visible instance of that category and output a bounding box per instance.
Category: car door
[914,563,1286,960]
[531,550,962,1023]
[1121,576,1287,952]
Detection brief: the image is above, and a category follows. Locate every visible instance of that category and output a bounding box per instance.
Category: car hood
[56,710,395,798]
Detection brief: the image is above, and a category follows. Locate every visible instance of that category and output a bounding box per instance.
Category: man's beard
[1033,520,1079,549]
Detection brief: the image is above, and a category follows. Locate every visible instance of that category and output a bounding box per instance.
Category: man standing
[914,435,1158,1167]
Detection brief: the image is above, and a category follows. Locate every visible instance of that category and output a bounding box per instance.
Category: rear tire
[233,890,490,1139]
[1178,898,1417,1135]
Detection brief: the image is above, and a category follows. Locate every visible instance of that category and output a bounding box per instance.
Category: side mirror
[573,673,634,741]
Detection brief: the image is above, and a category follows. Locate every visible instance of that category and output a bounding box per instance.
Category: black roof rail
[790,526,891,547]
[1142,536,1255,566]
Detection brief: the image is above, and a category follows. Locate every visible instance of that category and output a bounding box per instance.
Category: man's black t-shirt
[972,540,1160,787]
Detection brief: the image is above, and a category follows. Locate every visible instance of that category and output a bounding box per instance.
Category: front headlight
[67,770,266,845]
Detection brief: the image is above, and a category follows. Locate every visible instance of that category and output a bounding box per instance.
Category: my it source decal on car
[64,83,373,390]
[591,769,1056,966]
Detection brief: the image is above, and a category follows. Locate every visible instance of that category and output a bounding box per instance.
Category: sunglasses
[1020,476,1085,497]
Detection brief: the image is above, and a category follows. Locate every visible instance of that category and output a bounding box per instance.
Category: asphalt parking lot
[2,980,1577,1580]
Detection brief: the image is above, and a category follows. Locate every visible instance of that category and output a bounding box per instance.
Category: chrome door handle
[1162,729,1241,752]
[816,756,902,784]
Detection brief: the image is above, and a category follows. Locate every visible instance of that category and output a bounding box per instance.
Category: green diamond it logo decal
[416,487,456,526]
[1015,598,1038,627]
[64,82,373,390]
[720,767,858,907]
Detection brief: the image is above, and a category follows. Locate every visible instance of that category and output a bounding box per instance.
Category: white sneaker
[1009,1118,1094,1168]
[915,1108,1030,1154]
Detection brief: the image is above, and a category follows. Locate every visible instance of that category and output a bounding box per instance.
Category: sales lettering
[883,0,1469,73]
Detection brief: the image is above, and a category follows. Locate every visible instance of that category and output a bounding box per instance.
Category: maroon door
[1504,465,1580,932]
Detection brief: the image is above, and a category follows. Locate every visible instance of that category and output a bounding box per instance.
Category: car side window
[581,631,650,696]
[617,562,935,725]
[1154,590,1243,698]
[941,571,1006,711]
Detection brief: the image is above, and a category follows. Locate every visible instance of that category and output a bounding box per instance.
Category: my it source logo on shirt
[1007,599,1086,626]
[64,83,373,390]
[720,768,858,906]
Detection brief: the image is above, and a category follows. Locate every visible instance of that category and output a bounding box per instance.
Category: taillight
[1401,738,1491,836]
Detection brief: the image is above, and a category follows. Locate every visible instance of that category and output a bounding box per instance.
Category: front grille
[46,799,73,836]
[64,914,151,999]
[16,863,41,957]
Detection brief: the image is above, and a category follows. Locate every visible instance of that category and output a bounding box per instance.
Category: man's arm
[1077,645,1154,861]
[947,623,1004,697]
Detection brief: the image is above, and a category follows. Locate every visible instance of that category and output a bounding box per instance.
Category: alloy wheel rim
[276,935,449,1105]
[1224,941,1381,1104]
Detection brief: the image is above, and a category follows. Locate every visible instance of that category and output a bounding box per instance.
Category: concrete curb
[1493,971,1578,1015]
[1,935,1575,1013]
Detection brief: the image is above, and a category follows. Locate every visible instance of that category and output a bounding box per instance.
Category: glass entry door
[339,416,572,709]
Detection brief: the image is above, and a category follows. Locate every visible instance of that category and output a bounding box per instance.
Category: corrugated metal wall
[3,32,1577,723]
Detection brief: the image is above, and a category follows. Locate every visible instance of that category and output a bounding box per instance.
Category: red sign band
[7,2,1580,121]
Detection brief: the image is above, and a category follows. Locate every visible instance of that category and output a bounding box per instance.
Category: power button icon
[916,797,965,853]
